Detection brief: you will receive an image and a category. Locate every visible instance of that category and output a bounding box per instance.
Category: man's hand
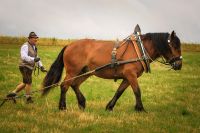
[34,57,40,62]
[40,66,48,72]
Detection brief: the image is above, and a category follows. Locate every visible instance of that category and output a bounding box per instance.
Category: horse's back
[63,39,114,72]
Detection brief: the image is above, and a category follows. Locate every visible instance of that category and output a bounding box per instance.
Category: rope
[143,45,170,66]
[0,57,145,108]
[0,69,96,107]
[34,66,40,76]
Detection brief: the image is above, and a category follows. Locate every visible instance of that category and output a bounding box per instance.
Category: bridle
[146,36,182,69]
[168,56,182,65]
[167,37,182,64]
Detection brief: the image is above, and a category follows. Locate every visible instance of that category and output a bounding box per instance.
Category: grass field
[0,43,200,132]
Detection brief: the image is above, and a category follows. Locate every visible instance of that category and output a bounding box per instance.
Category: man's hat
[28,32,38,38]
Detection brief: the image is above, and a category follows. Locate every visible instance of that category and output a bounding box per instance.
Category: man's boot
[26,96,34,104]
[6,92,17,98]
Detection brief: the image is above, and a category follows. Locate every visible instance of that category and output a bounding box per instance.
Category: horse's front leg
[59,82,69,110]
[125,70,145,112]
[106,79,129,111]
[133,86,145,112]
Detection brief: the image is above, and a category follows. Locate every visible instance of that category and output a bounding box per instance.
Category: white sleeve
[38,60,43,67]
[20,45,35,62]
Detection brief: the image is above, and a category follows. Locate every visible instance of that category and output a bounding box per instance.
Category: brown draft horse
[42,31,182,111]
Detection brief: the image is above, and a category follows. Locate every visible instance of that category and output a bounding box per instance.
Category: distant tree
[52,37,57,45]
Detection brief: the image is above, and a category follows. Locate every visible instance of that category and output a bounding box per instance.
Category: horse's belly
[94,68,124,79]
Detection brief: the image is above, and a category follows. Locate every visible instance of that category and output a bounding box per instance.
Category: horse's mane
[144,33,170,55]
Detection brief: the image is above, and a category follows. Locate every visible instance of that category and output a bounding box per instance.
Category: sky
[0,0,199,43]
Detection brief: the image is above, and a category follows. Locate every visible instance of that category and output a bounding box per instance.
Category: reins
[1,33,150,107]
[0,57,145,108]
[34,66,40,76]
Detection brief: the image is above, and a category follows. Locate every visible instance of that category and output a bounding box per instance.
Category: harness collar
[130,34,151,73]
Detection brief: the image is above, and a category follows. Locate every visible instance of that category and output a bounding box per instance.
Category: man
[6,32,47,103]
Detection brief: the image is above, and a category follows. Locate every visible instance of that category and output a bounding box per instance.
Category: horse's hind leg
[59,77,70,110]
[71,75,89,110]
[71,85,86,110]
[106,79,129,111]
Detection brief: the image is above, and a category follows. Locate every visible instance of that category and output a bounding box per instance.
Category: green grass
[0,44,200,132]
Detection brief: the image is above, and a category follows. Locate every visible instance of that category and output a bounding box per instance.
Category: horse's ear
[168,31,176,43]
[170,30,176,38]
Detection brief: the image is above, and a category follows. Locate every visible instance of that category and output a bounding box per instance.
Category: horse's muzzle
[169,56,182,70]
[172,61,182,70]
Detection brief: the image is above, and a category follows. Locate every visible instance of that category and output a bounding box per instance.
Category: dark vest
[19,42,37,70]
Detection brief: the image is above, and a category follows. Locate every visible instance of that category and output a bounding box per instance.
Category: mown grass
[0,43,200,132]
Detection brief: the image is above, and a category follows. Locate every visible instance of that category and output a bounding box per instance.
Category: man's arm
[21,44,34,62]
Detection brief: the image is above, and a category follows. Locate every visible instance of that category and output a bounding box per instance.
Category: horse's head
[144,31,182,70]
[164,31,182,70]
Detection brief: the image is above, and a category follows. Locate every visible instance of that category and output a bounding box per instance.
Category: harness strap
[111,40,120,81]
[111,39,119,68]
[34,66,40,76]
[130,35,149,73]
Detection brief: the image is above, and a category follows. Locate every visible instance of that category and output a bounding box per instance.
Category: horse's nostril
[173,62,182,70]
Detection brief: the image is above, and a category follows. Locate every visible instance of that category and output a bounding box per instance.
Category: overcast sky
[0,0,199,42]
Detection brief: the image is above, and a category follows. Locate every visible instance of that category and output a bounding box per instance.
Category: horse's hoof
[135,108,147,113]
[106,105,113,111]
[78,104,85,111]
[59,106,66,110]
[106,108,113,112]
[59,103,66,110]
[135,105,146,112]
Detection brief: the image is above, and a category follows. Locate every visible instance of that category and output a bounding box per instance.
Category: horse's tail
[42,46,67,96]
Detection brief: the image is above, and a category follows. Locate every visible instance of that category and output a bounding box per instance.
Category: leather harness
[130,34,150,73]
[110,34,151,76]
